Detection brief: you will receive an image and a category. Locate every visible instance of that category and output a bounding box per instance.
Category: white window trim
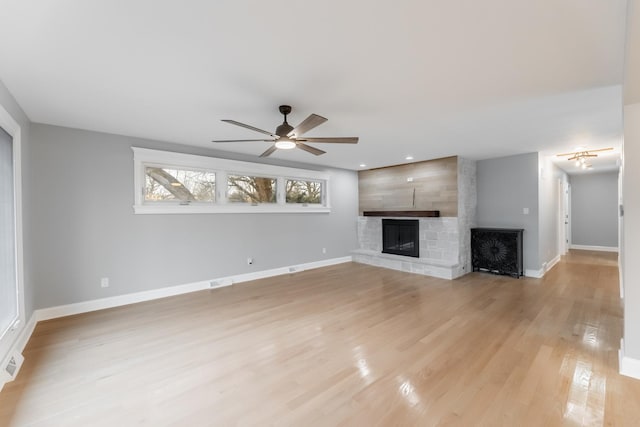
[132,147,331,214]
[0,101,26,368]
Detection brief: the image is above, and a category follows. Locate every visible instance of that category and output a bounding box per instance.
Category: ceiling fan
[212,105,358,157]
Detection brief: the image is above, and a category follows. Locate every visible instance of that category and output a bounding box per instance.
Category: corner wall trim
[570,244,619,253]
[35,256,353,322]
[619,339,640,380]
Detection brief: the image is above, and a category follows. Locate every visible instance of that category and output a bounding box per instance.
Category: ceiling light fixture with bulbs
[556,147,613,170]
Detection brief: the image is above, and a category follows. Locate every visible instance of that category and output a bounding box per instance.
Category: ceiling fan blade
[296,142,326,156]
[287,114,327,138]
[222,120,276,137]
[212,139,275,143]
[259,145,278,157]
[296,137,359,144]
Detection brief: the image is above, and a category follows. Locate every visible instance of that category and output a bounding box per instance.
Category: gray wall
[476,152,540,272]
[570,171,619,248]
[0,79,34,320]
[29,124,359,309]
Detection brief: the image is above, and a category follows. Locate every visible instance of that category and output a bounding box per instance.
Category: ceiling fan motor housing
[278,105,292,116]
[276,122,294,137]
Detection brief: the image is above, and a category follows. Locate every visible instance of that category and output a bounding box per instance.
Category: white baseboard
[525,268,543,278]
[35,256,352,322]
[570,244,618,253]
[546,254,561,272]
[524,254,562,279]
[35,279,215,321]
[619,339,640,379]
[14,314,37,355]
[223,256,353,285]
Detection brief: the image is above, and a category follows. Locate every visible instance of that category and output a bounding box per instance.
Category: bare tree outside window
[286,179,322,204]
[227,175,276,203]
[145,167,215,202]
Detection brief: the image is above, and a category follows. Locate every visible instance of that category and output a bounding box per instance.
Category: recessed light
[405,156,414,160]
[360,164,366,168]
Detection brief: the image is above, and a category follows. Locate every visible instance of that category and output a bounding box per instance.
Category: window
[0,102,25,379]
[286,179,323,204]
[0,127,17,343]
[228,175,277,204]
[145,166,215,203]
[132,147,330,214]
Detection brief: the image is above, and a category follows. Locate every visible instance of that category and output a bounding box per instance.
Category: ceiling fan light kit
[274,138,296,150]
[213,105,359,157]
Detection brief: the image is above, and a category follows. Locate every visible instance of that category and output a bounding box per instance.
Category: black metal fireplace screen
[382,219,419,258]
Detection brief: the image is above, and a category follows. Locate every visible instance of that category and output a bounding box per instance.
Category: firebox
[382,219,419,258]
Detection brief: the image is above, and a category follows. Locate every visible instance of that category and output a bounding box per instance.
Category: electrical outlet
[247,257,253,265]
[100,277,109,288]
[322,247,327,254]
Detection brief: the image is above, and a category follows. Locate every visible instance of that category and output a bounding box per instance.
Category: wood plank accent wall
[358,156,458,217]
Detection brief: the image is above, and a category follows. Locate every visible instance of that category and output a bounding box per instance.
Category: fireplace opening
[382,219,419,258]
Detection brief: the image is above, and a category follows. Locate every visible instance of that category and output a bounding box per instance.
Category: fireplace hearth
[382,219,419,258]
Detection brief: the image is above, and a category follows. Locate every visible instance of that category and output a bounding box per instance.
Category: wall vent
[1,352,24,389]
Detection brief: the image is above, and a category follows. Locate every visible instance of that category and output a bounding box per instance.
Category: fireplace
[382,219,419,258]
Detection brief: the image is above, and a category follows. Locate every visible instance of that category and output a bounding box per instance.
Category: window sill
[133,204,331,215]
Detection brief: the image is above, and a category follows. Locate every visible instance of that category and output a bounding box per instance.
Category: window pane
[227,175,277,203]
[286,179,322,204]
[145,167,215,202]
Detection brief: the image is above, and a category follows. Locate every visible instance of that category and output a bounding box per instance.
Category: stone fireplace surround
[352,157,477,280]
[353,216,464,279]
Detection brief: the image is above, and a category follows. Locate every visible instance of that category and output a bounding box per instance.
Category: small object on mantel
[362,210,440,217]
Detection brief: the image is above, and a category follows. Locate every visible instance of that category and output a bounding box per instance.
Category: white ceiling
[0,0,628,172]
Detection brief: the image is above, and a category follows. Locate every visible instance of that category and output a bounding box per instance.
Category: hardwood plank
[1,250,639,426]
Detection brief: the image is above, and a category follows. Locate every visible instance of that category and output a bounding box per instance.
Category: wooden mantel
[362,210,440,217]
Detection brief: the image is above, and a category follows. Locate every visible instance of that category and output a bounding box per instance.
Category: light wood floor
[2,250,640,426]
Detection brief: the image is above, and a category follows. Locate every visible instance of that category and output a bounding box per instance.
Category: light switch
[523,207,529,215]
